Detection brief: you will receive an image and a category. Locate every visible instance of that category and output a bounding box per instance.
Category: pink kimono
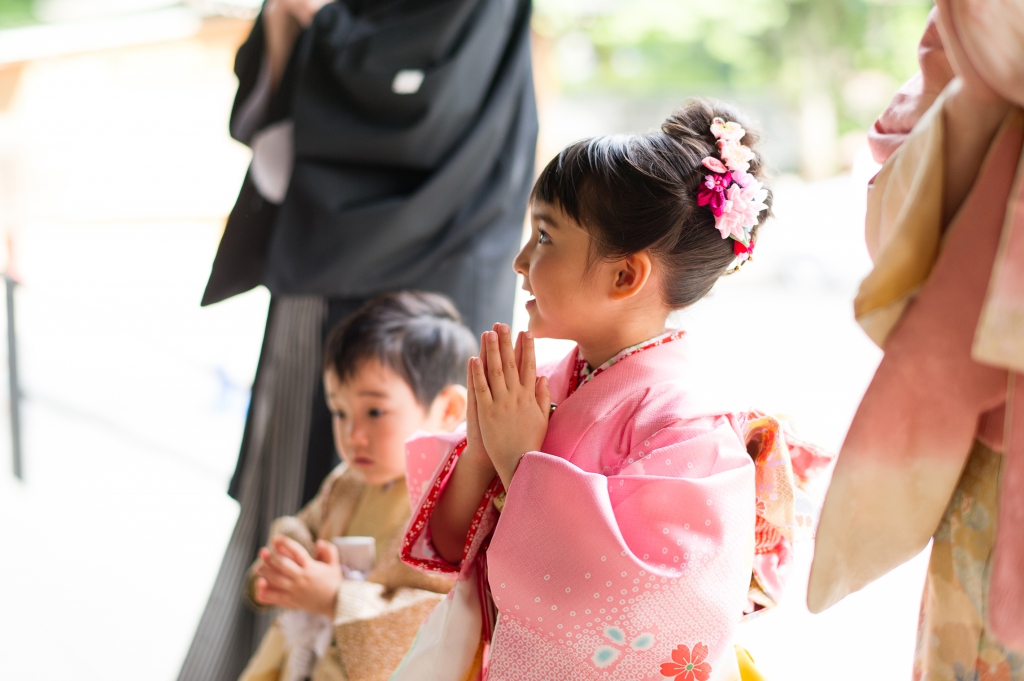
[399,333,828,681]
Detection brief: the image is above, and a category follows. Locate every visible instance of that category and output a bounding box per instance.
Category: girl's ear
[609,251,653,301]
[431,384,468,432]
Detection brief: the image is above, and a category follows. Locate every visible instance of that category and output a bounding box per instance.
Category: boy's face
[323,359,436,486]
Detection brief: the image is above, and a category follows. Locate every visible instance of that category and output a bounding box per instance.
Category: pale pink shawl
[808,4,1024,650]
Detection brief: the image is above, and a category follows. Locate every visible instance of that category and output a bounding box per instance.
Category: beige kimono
[238,465,454,681]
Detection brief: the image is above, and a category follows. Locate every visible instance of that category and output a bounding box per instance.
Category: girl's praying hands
[469,325,550,489]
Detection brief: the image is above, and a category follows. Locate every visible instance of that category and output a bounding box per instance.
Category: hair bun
[661,98,766,181]
[530,97,772,310]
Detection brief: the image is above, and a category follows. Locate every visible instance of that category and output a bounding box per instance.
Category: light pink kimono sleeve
[484,416,755,679]
[402,430,501,579]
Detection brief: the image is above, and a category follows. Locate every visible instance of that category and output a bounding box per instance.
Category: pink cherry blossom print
[660,643,712,681]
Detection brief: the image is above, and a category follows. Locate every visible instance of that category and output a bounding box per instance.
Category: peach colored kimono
[807,5,1024,674]
[399,333,827,681]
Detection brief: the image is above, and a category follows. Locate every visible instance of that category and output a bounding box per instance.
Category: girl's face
[513,199,610,341]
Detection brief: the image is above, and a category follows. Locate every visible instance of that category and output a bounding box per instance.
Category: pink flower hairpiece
[696,117,768,261]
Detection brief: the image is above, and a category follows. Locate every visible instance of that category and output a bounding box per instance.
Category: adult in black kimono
[178,0,536,677]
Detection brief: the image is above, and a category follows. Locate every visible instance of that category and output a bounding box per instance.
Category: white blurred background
[0,1,932,679]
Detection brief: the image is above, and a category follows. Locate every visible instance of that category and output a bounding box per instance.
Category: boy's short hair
[323,291,478,407]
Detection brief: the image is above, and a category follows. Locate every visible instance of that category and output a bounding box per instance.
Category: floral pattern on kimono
[571,330,687,393]
[913,440,1024,681]
[402,333,828,680]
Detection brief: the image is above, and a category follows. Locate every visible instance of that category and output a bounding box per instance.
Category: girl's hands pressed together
[463,346,493,476]
[425,349,498,564]
[470,324,551,488]
[254,536,342,618]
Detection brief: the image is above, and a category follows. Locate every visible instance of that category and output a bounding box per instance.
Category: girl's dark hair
[323,291,477,407]
[531,98,772,309]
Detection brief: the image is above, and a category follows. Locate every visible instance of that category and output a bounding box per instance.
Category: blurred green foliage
[534,0,933,131]
[0,0,34,27]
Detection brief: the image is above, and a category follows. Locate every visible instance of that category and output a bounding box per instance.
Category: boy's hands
[469,324,551,489]
[254,536,341,618]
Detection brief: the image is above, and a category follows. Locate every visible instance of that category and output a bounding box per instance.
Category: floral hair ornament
[696,117,768,261]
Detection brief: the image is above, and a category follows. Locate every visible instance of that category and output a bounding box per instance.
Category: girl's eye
[368,408,385,418]
[331,410,346,420]
[537,229,551,245]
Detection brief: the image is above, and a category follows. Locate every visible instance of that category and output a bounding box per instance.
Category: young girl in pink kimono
[395,100,828,681]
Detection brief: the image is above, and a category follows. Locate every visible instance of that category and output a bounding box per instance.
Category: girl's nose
[513,242,530,276]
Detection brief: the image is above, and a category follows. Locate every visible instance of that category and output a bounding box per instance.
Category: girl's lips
[353,457,374,466]
[525,297,536,310]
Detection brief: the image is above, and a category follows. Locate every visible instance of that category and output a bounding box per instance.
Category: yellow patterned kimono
[916,440,1024,679]
[238,465,454,681]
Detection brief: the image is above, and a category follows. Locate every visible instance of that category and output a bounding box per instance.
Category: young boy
[238,292,476,681]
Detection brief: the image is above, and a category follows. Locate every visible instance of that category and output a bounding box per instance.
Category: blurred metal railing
[6,273,20,480]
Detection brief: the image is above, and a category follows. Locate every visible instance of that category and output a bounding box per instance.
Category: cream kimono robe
[238,465,454,681]
[400,334,827,681]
